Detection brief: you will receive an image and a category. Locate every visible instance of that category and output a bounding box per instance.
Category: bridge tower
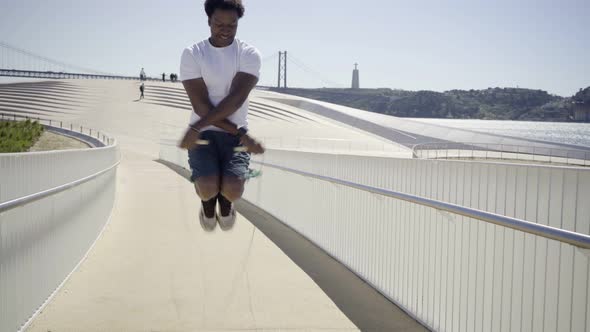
[277,51,287,89]
[352,63,360,89]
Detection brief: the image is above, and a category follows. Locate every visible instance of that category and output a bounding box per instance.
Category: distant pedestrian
[140,67,146,81]
[139,83,145,99]
[162,73,166,82]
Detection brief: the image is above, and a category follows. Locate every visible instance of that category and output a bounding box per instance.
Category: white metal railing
[0,160,119,213]
[413,142,590,167]
[256,161,590,249]
[157,122,411,157]
[258,136,410,155]
[159,136,410,157]
[243,150,590,332]
[0,130,120,332]
[158,143,590,332]
[0,112,115,146]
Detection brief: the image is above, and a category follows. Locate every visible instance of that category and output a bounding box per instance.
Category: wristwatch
[237,127,248,139]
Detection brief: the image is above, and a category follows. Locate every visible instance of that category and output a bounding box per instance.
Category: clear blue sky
[1,0,588,96]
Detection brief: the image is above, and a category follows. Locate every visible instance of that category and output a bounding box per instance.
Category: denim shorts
[187,130,250,182]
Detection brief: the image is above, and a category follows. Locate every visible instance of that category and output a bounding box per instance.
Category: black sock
[217,193,232,217]
[201,196,217,218]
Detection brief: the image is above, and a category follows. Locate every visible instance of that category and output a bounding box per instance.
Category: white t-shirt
[180,38,261,132]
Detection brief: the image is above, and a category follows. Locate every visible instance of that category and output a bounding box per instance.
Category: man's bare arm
[182,78,239,134]
[178,75,264,153]
[190,72,258,131]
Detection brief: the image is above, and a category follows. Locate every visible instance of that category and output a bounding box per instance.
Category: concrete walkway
[27,149,358,331]
[21,80,424,331]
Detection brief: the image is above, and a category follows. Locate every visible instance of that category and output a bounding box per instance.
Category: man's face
[208,9,239,47]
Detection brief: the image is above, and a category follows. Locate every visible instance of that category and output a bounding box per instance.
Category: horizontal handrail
[252,160,590,249]
[0,159,120,213]
[0,68,170,82]
[0,112,115,146]
[412,142,590,153]
[412,142,590,160]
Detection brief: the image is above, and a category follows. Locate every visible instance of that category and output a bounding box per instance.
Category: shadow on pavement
[155,158,428,332]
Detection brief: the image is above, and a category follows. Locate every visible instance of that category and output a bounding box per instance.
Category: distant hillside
[269,86,590,122]
[573,87,590,104]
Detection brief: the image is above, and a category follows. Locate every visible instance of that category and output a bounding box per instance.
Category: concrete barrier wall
[0,144,119,332]
[160,144,590,332]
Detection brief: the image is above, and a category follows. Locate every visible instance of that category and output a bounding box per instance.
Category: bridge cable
[0,41,114,76]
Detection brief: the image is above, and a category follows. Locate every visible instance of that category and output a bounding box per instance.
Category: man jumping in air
[179,0,264,231]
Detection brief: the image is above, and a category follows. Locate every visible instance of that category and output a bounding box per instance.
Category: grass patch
[0,120,45,153]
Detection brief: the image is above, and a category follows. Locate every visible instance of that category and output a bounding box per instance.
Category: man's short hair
[204,0,245,18]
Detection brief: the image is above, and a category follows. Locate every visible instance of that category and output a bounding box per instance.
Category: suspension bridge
[0,42,346,88]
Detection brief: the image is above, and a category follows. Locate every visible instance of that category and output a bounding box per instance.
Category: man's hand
[179,127,201,150]
[240,134,265,154]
